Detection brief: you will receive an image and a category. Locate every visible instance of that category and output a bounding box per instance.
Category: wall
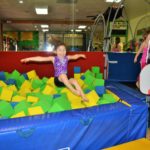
[128,12,150,40]
[0,51,105,78]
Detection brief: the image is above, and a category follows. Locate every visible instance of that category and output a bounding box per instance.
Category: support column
[0,20,3,50]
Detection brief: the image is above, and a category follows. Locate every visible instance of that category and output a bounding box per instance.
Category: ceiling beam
[2,19,94,25]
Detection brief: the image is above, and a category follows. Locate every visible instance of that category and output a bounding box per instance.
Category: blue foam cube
[0,71,6,81]
[5,79,16,85]
[95,86,105,96]
[74,67,81,73]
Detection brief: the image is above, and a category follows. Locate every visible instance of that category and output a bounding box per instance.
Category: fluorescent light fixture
[105,0,121,3]
[19,0,23,4]
[78,25,86,29]
[75,29,82,32]
[41,25,49,28]
[42,29,49,32]
[35,7,48,15]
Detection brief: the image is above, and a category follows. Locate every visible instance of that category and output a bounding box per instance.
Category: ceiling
[0,0,149,32]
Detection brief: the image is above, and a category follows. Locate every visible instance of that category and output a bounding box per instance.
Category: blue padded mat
[0,82,148,150]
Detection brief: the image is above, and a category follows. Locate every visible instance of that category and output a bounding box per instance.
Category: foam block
[95,86,105,96]
[0,101,14,118]
[8,85,17,92]
[12,95,26,102]
[20,80,32,90]
[42,85,57,95]
[95,73,103,79]
[32,79,43,89]
[84,90,99,107]
[28,106,44,116]
[5,79,16,86]
[93,79,105,86]
[48,94,71,113]
[27,96,39,103]
[47,77,56,87]
[0,81,7,87]
[0,71,6,81]
[33,99,51,113]
[74,66,81,73]
[92,66,100,74]
[74,73,81,79]
[14,101,31,115]
[27,70,38,80]
[0,87,13,102]
[11,111,26,118]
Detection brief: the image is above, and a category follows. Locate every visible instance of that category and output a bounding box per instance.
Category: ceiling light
[41,25,49,28]
[19,0,24,4]
[105,0,121,3]
[78,25,87,29]
[42,29,49,32]
[35,7,48,15]
[75,29,82,32]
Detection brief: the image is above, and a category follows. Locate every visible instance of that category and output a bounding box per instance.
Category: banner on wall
[21,32,33,41]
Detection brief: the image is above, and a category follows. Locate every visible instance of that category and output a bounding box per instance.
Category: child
[111,37,123,52]
[134,30,150,87]
[134,30,150,69]
[21,42,88,102]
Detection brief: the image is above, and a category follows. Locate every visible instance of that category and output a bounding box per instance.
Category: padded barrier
[0,82,147,150]
[0,51,105,78]
[107,52,142,82]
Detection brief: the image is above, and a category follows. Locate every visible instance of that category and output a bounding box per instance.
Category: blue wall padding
[0,71,6,81]
[0,82,147,150]
[107,52,142,82]
[74,66,81,73]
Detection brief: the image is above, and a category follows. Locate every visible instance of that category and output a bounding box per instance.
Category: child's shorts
[54,77,65,87]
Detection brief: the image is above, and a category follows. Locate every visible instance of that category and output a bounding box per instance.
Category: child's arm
[21,56,54,63]
[134,43,144,63]
[67,54,86,61]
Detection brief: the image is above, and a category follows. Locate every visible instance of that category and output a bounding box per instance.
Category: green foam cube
[92,66,100,74]
[32,79,44,89]
[93,79,104,86]
[96,73,103,79]
[0,101,14,118]
[48,94,71,113]
[14,100,31,115]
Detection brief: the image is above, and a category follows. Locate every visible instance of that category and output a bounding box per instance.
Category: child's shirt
[54,56,68,77]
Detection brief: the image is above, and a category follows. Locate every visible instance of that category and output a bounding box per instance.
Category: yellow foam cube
[71,100,86,109]
[83,90,99,107]
[28,106,44,116]
[0,81,7,87]
[8,85,17,92]
[0,87,13,102]
[11,111,26,118]
[18,88,31,97]
[12,95,26,102]
[74,73,81,79]
[33,88,40,93]
[20,80,32,90]
[47,77,56,87]
[27,96,39,103]
[76,78,84,88]
[42,85,57,95]
[27,70,38,80]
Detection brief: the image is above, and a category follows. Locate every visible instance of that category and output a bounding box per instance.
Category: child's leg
[69,78,88,102]
[58,74,80,96]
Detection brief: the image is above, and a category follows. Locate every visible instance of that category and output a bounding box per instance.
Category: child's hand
[134,57,137,63]
[81,54,86,59]
[21,58,29,63]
